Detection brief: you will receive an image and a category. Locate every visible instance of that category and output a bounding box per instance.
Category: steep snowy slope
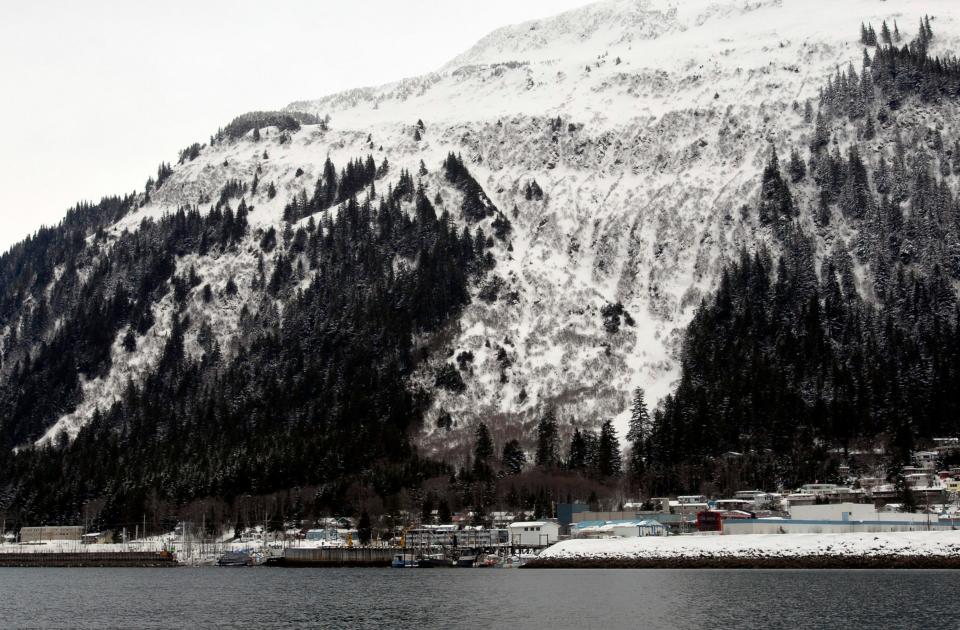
[289,0,960,452]
[28,0,960,457]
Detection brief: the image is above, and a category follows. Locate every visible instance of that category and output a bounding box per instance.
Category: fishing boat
[415,554,452,568]
[455,554,476,568]
[217,550,254,567]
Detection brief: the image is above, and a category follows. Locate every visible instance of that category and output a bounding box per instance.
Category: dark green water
[0,568,954,629]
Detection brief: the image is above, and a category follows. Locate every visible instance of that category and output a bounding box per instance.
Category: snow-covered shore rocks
[527,531,960,568]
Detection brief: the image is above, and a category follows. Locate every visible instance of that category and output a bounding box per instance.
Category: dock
[270,547,402,567]
[0,551,177,567]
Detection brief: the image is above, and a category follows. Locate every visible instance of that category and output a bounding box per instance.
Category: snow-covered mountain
[14,0,960,460]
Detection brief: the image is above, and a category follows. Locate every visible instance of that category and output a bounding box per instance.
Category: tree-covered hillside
[644,19,960,494]
[0,151,498,528]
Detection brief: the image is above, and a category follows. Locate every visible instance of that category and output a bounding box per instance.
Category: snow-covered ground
[538,530,960,561]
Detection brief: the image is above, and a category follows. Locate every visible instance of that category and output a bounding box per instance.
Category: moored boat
[391,553,418,568]
[217,550,254,567]
[455,555,476,568]
[415,555,452,568]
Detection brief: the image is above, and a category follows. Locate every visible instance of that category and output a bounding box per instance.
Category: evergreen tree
[863,114,876,141]
[880,21,892,46]
[627,388,649,444]
[474,422,494,475]
[812,111,830,153]
[567,428,587,471]
[758,147,794,223]
[788,149,807,183]
[597,419,622,478]
[437,498,452,524]
[534,410,560,468]
[501,439,526,475]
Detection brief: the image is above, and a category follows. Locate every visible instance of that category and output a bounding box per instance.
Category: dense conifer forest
[645,18,960,494]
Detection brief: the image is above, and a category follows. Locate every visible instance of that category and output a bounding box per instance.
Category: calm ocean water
[0,568,954,629]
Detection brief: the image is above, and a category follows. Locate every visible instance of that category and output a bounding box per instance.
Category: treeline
[645,241,960,493]
[218,110,323,141]
[859,16,960,107]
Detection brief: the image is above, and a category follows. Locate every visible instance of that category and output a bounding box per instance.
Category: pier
[272,547,402,567]
[0,551,177,568]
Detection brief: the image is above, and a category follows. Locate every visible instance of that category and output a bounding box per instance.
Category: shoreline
[523,555,960,569]
[526,530,960,569]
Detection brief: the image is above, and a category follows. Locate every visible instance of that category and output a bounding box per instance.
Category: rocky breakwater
[524,530,960,569]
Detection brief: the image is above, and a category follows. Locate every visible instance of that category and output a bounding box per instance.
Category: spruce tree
[880,21,892,46]
[474,422,493,463]
[627,387,649,444]
[597,419,622,478]
[758,147,794,223]
[567,428,587,471]
[534,410,560,468]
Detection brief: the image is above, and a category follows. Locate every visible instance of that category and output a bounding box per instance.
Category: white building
[574,520,668,539]
[508,521,560,547]
[905,472,943,490]
[723,503,948,535]
[914,451,939,469]
[800,483,838,496]
[790,503,931,523]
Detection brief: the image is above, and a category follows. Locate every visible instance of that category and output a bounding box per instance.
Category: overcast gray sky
[0,0,587,252]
